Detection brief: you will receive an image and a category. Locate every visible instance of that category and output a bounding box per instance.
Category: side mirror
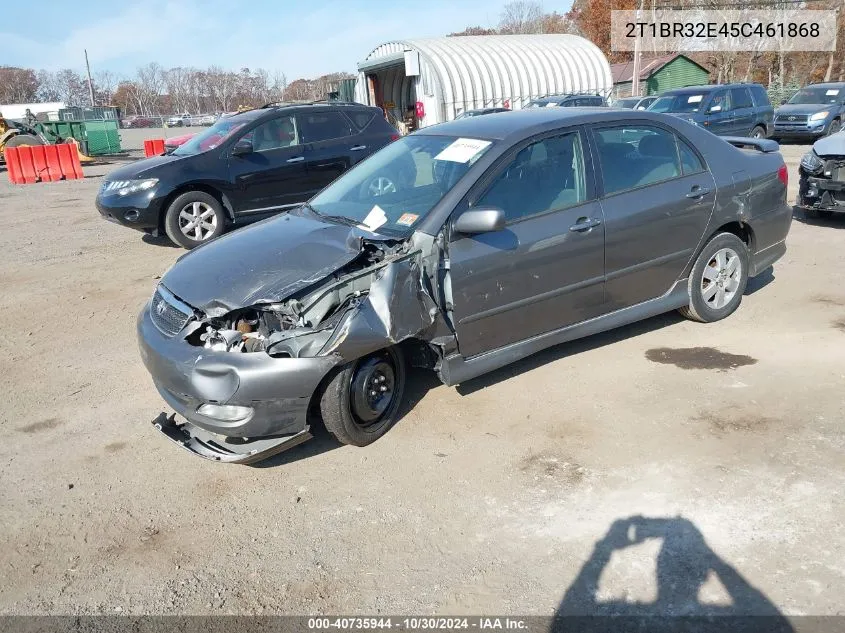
[232,138,253,155]
[454,207,506,234]
[708,104,722,113]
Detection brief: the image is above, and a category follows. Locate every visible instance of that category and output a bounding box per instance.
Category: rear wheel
[319,347,406,447]
[164,191,226,249]
[5,134,44,148]
[749,125,765,139]
[680,232,749,323]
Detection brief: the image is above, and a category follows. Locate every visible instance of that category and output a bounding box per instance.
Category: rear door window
[594,125,682,195]
[749,85,771,107]
[299,111,353,143]
[730,87,754,110]
[347,109,376,130]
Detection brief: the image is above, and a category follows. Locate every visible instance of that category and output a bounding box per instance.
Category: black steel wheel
[319,347,406,446]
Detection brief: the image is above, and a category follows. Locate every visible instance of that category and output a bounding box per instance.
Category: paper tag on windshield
[826,89,840,96]
[358,205,387,232]
[687,95,703,103]
[434,138,492,163]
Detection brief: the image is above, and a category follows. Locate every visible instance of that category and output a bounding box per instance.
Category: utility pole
[84,49,95,106]
[631,0,644,96]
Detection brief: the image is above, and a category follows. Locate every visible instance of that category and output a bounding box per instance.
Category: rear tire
[164,191,226,249]
[679,232,749,323]
[319,347,406,447]
[5,134,44,148]
[749,125,765,139]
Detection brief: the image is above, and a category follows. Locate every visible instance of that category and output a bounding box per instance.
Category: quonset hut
[354,34,613,127]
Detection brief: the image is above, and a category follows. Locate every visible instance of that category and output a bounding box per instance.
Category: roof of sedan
[416,107,669,141]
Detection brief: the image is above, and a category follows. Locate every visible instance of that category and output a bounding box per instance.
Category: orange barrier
[144,139,166,157]
[4,143,84,185]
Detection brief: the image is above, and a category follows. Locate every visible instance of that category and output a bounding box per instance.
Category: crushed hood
[161,211,371,316]
[813,131,845,157]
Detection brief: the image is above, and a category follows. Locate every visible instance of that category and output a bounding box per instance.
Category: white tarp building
[355,34,612,128]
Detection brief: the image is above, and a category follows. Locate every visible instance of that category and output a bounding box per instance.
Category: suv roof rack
[260,100,363,109]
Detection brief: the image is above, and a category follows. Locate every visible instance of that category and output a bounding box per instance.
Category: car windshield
[648,93,709,113]
[308,135,494,236]
[172,116,251,156]
[616,98,639,109]
[788,87,842,105]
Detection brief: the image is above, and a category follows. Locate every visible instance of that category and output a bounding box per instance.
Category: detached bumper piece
[152,412,312,464]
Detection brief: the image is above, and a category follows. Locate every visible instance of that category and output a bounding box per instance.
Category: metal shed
[355,34,612,128]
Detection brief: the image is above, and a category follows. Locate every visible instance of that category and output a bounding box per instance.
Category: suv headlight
[800,151,824,173]
[809,111,830,122]
[103,178,159,197]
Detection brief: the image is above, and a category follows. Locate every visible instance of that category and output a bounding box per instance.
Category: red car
[164,133,196,151]
[122,115,157,129]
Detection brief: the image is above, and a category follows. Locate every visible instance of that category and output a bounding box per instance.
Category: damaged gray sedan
[139,109,792,463]
[798,131,845,218]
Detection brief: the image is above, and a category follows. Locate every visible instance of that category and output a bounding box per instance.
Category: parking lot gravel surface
[1,131,843,617]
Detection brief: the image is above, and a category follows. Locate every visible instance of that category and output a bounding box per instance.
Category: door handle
[569,217,601,232]
[685,186,711,198]
[350,145,367,151]
[286,156,304,163]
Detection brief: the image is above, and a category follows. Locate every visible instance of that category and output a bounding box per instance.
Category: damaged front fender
[320,256,445,361]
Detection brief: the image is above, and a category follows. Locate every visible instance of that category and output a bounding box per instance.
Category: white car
[165,113,191,127]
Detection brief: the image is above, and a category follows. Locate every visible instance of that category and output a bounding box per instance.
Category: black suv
[525,94,608,108]
[96,103,398,248]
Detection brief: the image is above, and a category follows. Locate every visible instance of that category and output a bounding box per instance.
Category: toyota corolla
[138,109,792,463]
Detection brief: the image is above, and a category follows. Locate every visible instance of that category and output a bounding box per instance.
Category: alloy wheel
[178,201,217,241]
[700,247,742,310]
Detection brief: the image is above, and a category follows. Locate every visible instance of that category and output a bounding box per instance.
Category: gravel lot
[1,130,843,618]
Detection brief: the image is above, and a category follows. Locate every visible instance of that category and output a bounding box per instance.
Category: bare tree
[499,0,544,34]
[51,69,88,106]
[135,62,165,114]
[94,70,120,106]
[164,67,195,113]
[0,66,39,103]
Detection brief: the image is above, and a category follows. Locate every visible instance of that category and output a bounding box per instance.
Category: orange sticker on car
[397,213,419,226]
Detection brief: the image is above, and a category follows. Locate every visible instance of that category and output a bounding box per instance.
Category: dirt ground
[1,128,843,618]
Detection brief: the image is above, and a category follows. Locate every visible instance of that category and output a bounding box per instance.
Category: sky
[0,0,573,80]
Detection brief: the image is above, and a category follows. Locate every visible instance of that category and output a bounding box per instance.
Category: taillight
[390,134,400,141]
[777,164,788,188]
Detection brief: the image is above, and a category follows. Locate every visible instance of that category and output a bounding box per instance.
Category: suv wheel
[164,191,226,249]
[750,125,765,139]
[827,118,841,136]
[679,232,749,323]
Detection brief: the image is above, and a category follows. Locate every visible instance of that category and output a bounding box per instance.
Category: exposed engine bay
[798,134,845,212]
[178,239,447,363]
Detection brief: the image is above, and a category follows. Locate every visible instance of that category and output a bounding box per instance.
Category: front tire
[163,191,226,249]
[827,118,841,137]
[749,125,765,139]
[319,347,406,447]
[680,232,749,323]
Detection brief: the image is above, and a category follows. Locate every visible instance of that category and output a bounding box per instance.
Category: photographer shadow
[552,516,794,633]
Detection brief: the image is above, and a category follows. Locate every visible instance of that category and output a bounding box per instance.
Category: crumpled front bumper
[137,302,341,442]
[798,173,845,211]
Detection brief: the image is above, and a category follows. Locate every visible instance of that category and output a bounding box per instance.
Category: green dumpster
[37,119,122,156]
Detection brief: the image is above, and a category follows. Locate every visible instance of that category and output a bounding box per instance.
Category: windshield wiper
[304,204,362,228]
